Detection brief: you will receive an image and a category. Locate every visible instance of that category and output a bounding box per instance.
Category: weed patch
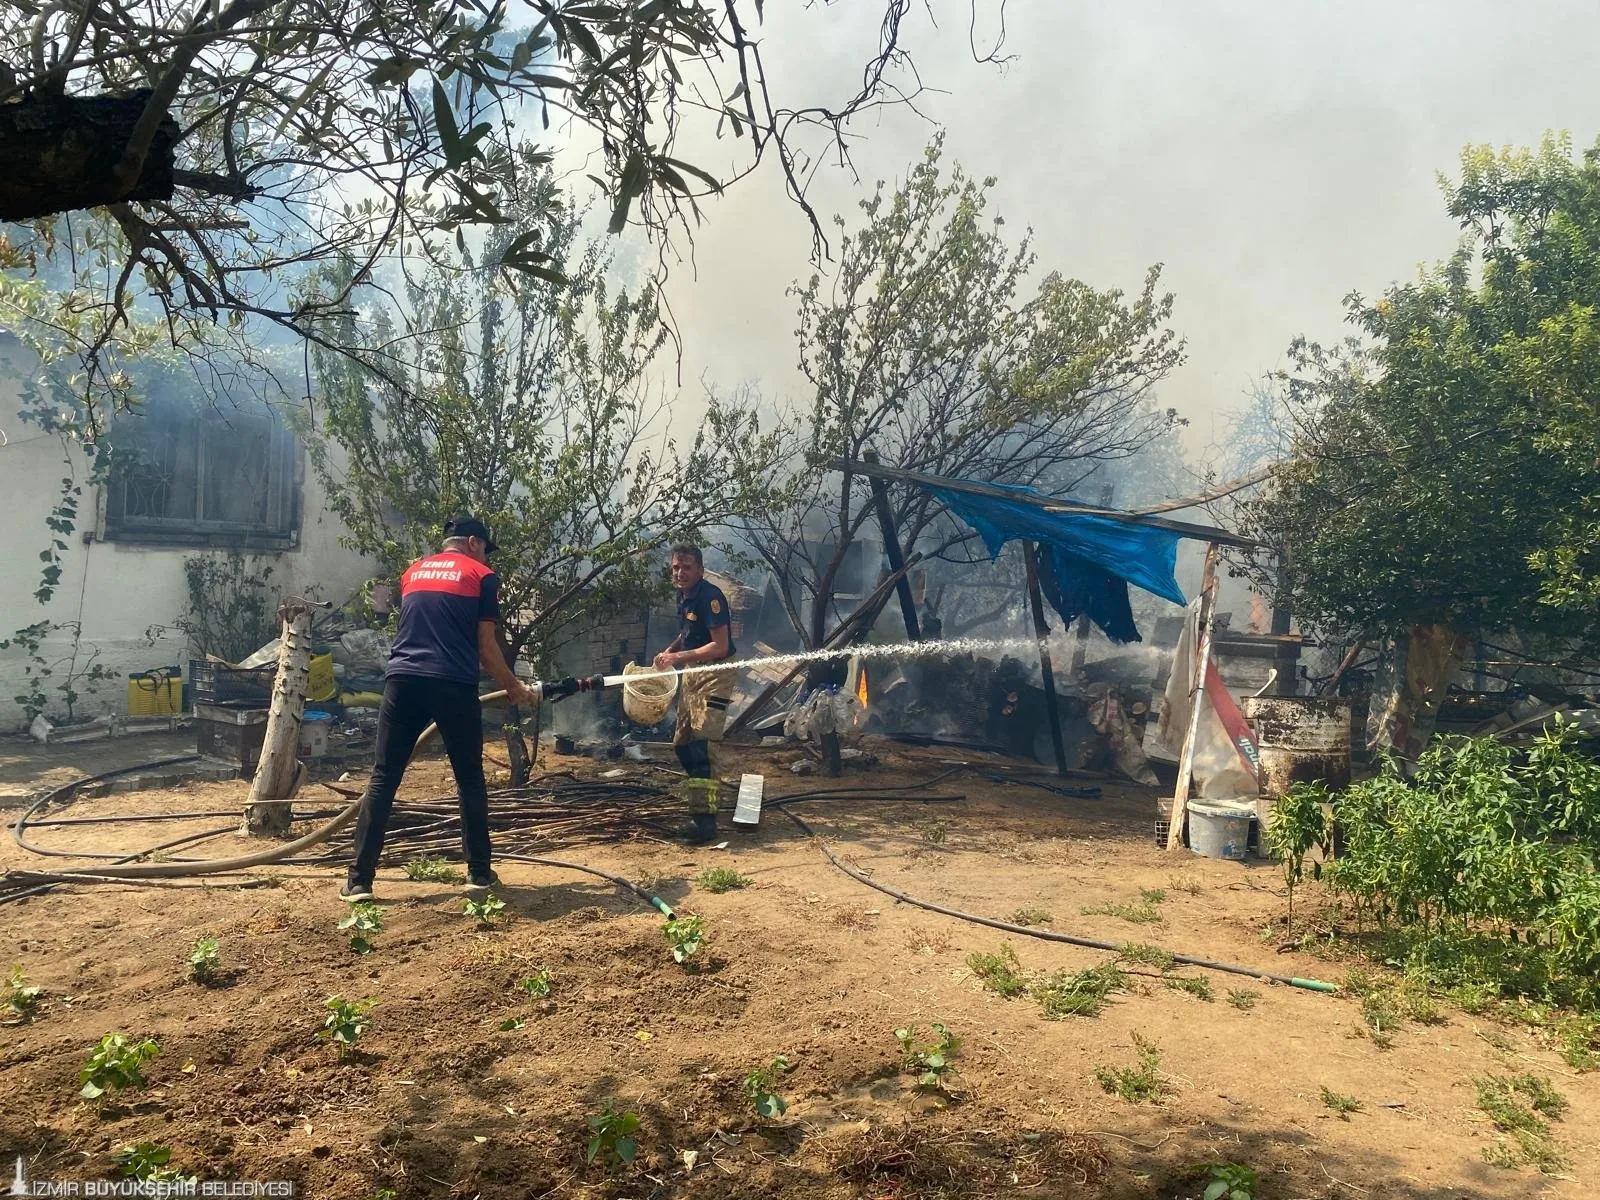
[1119,942,1175,971]
[1165,975,1213,1001]
[1035,963,1126,1019]
[404,856,463,883]
[1093,1033,1168,1103]
[1011,907,1052,927]
[1320,1086,1362,1117]
[1227,988,1259,1010]
[1475,1074,1568,1173]
[696,867,751,893]
[968,945,1028,998]
[1081,900,1160,925]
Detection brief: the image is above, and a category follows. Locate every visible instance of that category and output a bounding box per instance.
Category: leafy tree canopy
[736,135,1185,651]
[1246,133,1600,650]
[0,0,1002,433]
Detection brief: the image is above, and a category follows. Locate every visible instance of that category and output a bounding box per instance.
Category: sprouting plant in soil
[463,893,506,926]
[664,915,705,965]
[1200,1161,1258,1200]
[896,1023,961,1093]
[405,855,464,883]
[1227,988,1260,1010]
[518,970,553,998]
[967,944,1028,997]
[187,937,221,984]
[1261,782,1328,928]
[697,867,751,893]
[1093,1032,1168,1103]
[339,902,384,953]
[585,1104,641,1168]
[114,1143,191,1184]
[1011,907,1052,926]
[923,821,948,844]
[7,965,41,1021]
[742,1055,792,1119]
[319,996,376,1060]
[80,1033,160,1101]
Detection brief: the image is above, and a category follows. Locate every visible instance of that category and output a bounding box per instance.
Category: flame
[856,664,869,709]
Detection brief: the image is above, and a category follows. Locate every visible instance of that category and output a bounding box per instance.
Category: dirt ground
[1,737,1595,1199]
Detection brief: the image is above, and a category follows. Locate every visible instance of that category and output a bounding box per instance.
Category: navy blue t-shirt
[387,552,500,683]
[677,578,735,655]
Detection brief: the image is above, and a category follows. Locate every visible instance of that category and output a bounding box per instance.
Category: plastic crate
[190,658,273,704]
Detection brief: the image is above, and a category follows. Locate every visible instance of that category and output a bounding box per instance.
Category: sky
[645,0,1600,458]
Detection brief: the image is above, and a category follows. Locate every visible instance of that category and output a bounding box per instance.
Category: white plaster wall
[0,344,371,731]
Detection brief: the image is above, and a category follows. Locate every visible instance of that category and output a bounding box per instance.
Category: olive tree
[309,182,784,778]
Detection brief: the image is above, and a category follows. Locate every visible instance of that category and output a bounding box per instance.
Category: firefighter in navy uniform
[654,543,737,844]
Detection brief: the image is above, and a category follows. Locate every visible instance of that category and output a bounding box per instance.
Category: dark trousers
[349,676,490,883]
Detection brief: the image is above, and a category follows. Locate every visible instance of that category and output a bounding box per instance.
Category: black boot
[687,812,718,845]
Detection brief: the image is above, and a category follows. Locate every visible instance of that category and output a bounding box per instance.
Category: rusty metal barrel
[1242,696,1353,796]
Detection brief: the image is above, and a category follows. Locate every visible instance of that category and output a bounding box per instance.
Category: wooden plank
[824,458,1260,548]
[1024,541,1070,778]
[1167,543,1220,850]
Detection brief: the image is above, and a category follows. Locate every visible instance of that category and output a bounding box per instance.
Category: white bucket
[1188,799,1254,861]
[621,662,678,725]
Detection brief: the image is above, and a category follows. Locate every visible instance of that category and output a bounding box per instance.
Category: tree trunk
[0,90,177,220]
[245,600,313,836]
[504,704,530,785]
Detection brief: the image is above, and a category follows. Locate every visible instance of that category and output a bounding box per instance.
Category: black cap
[443,514,498,554]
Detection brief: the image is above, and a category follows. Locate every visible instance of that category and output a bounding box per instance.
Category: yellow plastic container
[127,671,183,716]
[307,653,337,702]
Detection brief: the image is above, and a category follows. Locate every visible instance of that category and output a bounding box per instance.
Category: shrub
[1324,725,1600,1007]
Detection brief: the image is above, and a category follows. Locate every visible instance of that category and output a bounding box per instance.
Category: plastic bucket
[1187,799,1254,861]
[621,662,678,725]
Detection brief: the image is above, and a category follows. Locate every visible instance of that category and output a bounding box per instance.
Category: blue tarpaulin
[929,483,1187,644]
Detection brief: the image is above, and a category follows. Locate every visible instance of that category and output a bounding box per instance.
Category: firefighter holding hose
[341,515,538,902]
[654,543,737,844]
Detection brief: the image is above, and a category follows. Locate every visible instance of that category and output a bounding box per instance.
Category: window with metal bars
[103,396,299,545]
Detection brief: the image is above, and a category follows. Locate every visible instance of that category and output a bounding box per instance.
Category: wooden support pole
[863,449,922,642]
[1270,546,1297,695]
[1024,541,1070,778]
[1167,543,1220,850]
[245,599,313,836]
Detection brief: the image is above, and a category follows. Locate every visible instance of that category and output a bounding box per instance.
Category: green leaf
[432,79,462,162]
[755,1093,785,1118]
[1204,1182,1228,1200]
